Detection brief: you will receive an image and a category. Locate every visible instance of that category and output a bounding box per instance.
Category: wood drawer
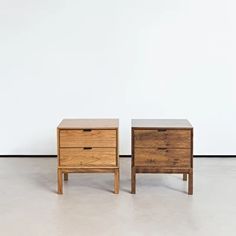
[60,148,116,167]
[134,148,191,167]
[133,129,191,148]
[60,129,116,148]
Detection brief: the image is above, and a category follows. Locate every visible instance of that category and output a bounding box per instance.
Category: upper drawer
[133,129,191,148]
[59,129,117,148]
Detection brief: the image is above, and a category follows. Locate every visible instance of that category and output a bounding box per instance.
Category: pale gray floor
[0,158,236,236]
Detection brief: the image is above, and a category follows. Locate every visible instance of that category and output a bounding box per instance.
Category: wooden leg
[131,167,136,194]
[58,169,63,194]
[183,173,187,181]
[188,172,193,195]
[114,169,119,194]
[64,173,68,181]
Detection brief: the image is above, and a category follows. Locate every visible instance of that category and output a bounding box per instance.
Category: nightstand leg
[58,169,63,194]
[188,172,193,195]
[183,173,187,181]
[64,173,68,181]
[114,169,119,194]
[131,167,136,194]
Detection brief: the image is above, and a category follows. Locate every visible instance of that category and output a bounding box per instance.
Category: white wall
[0,0,236,155]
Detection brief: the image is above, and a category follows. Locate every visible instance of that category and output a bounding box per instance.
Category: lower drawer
[60,148,116,167]
[134,148,191,167]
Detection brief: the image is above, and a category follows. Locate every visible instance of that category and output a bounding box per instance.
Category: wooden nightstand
[57,119,119,194]
[131,119,193,195]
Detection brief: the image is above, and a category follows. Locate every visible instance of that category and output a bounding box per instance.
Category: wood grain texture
[134,129,191,148]
[64,173,68,181]
[57,128,60,166]
[183,173,187,181]
[60,129,116,148]
[132,119,193,129]
[135,167,191,173]
[60,148,116,167]
[59,167,118,173]
[188,172,193,195]
[57,119,119,194]
[116,127,119,167]
[131,119,193,195]
[134,148,191,167]
[57,168,63,194]
[58,119,119,129]
[131,167,136,194]
[58,166,118,169]
[114,169,119,194]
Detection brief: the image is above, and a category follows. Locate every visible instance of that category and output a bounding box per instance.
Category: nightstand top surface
[58,119,119,129]
[132,119,193,129]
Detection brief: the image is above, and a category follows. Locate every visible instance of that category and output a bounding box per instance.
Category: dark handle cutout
[83,147,92,150]
[146,159,156,163]
[158,129,167,132]
[83,129,92,132]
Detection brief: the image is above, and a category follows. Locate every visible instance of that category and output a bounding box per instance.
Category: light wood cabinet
[57,119,119,194]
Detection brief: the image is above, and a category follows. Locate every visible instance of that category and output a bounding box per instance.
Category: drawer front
[60,148,116,167]
[134,148,191,167]
[60,129,116,148]
[133,129,191,148]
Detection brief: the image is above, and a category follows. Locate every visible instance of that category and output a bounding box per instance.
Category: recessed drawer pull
[83,129,92,132]
[158,129,167,132]
[83,147,92,150]
[158,147,167,150]
[146,159,156,164]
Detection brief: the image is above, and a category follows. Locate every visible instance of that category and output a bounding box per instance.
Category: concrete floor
[0,158,236,236]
